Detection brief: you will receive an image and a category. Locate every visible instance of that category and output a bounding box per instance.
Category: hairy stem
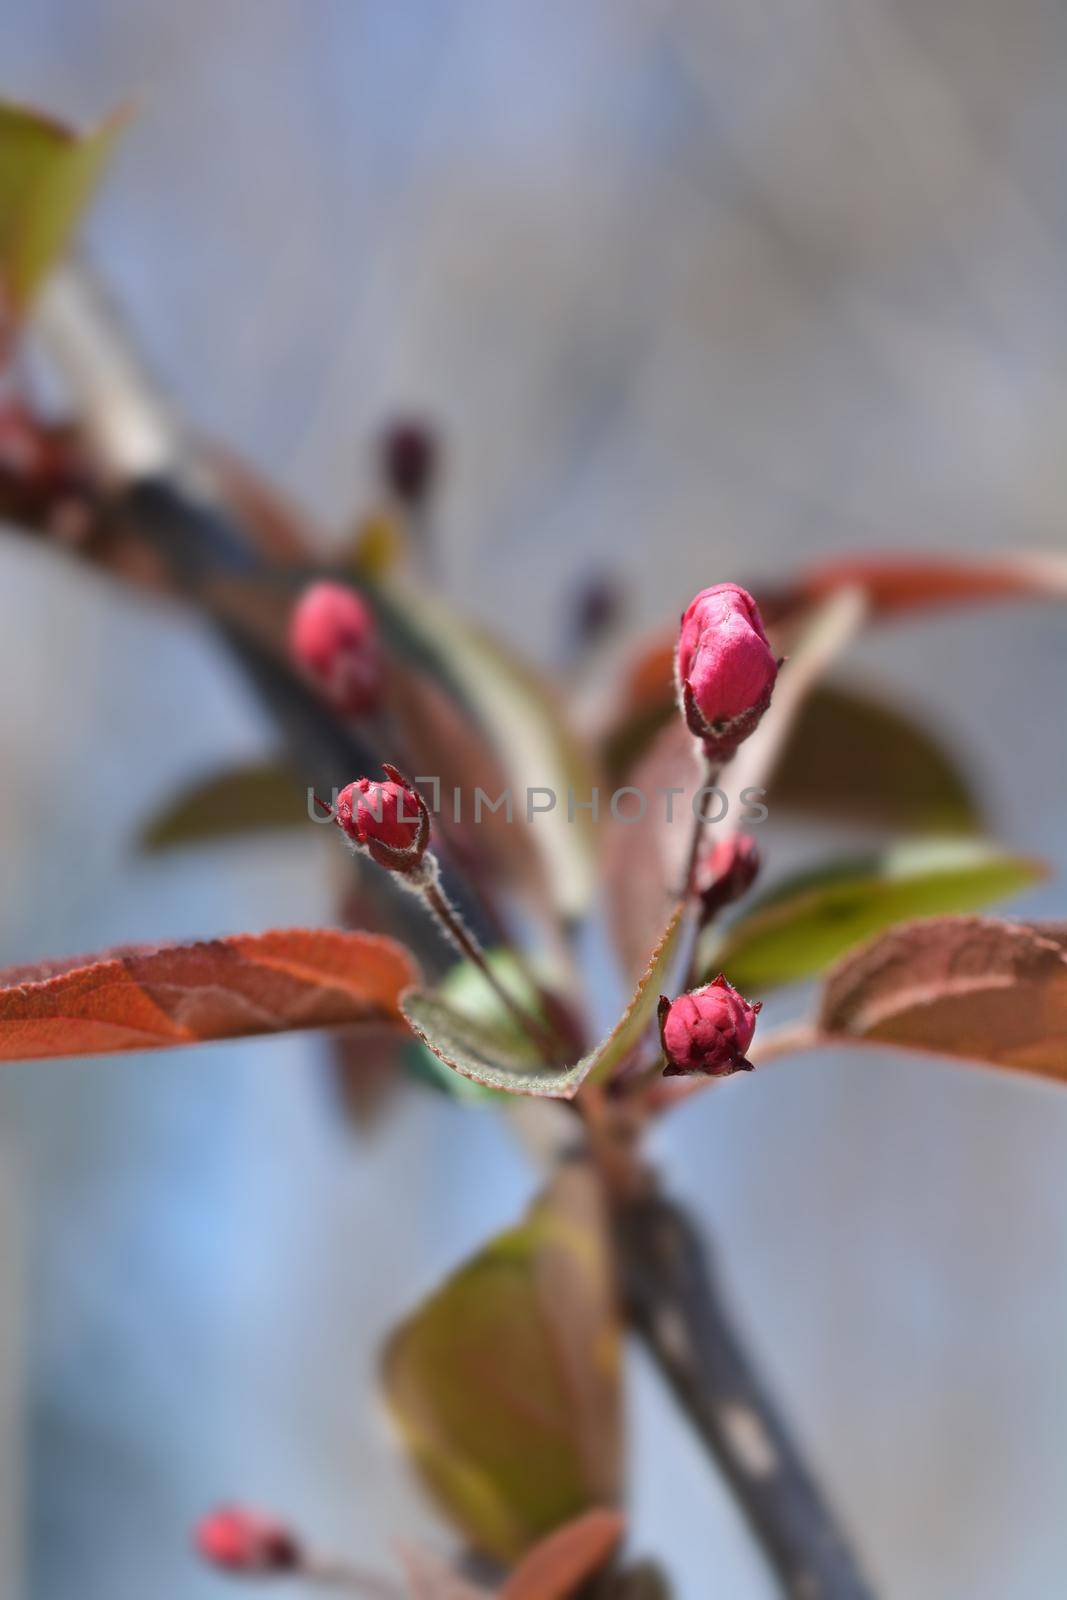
[616,1189,875,1600]
[421,877,563,1062]
[302,1554,405,1597]
[666,754,721,1001]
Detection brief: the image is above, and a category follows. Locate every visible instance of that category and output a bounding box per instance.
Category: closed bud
[194,1505,302,1575]
[657,975,761,1077]
[334,767,429,873]
[695,834,761,918]
[289,582,383,718]
[379,418,438,508]
[676,584,779,761]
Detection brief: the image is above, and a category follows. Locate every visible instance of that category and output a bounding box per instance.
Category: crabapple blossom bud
[657,975,761,1077]
[288,582,383,718]
[695,834,761,918]
[676,583,779,761]
[334,768,429,873]
[379,418,438,508]
[194,1506,302,1575]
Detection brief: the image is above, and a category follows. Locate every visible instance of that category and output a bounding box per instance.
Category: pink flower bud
[334,767,429,872]
[676,584,779,760]
[194,1506,302,1575]
[288,582,383,718]
[657,975,761,1077]
[695,834,761,918]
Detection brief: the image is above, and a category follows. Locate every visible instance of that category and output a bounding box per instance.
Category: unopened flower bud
[695,834,761,918]
[289,582,383,718]
[379,418,438,508]
[194,1506,302,1575]
[334,766,429,873]
[676,584,779,761]
[657,975,761,1077]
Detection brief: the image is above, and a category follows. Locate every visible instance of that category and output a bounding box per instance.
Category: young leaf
[383,1162,622,1564]
[771,684,981,834]
[817,916,1067,1082]
[0,929,418,1061]
[140,759,305,850]
[400,902,684,1098]
[408,951,552,1102]
[0,100,125,314]
[499,1508,625,1600]
[707,840,1044,992]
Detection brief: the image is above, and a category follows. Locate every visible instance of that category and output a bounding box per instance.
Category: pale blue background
[1,2,1066,1596]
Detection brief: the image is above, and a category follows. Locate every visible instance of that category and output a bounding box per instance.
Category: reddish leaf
[818,916,1067,1081]
[0,928,419,1061]
[500,1509,625,1600]
[786,552,1067,620]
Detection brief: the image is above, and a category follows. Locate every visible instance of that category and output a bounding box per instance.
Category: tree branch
[616,1190,875,1600]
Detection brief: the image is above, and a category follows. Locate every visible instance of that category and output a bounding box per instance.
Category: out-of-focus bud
[657,975,761,1077]
[379,417,438,509]
[334,766,430,873]
[695,834,761,919]
[676,583,779,761]
[288,581,383,718]
[568,573,626,661]
[194,1506,302,1575]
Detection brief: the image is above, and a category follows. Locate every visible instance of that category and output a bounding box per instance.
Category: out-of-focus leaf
[383,584,597,921]
[401,902,684,1098]
[499,1509,625,1600]
[383,1162,622,1564]
[600,720,698,984]
[0,928,418,1061]
[771,685,982,833]
[601,635,675,787]
[817,916,1067,1081]
[387,661,553,924]
[139,759,306,850]
[787,552,1067,619]
[604,675,981,838]
[0,101,125,314]
[707,840,1044,992]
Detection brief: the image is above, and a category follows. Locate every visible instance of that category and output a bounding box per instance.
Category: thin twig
[616,1189,876,1600]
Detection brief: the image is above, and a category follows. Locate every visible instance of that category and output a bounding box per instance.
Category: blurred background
[1,1,1066,1595]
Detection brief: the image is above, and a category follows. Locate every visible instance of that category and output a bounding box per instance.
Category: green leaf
[407,950,546,1102]
[772,684,981,834]
[140,759,305,850]
[383,1162,622,1563]
[0,100,126,314]
[401,901,685,1098]
[706,839,1045,993]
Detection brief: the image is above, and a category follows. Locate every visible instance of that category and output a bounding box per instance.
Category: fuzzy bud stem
[420,878,562,1063]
